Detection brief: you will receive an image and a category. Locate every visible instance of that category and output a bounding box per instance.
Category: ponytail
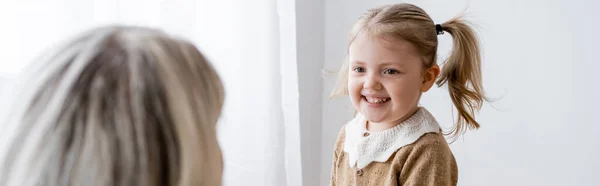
[437,16,486,138]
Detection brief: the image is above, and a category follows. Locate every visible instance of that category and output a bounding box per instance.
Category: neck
[366,106,420,132]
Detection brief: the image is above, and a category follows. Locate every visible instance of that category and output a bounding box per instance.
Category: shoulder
[411,132,451,151]
[393,133,458,185]
[394,132,456,165]
[407,133,452,156]
[333,124,347,154]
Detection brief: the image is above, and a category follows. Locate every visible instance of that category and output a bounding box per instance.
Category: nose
[363,72,383,91]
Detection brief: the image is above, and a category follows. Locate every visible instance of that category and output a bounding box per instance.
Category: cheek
[388,78,422,102]
[347,77,363,102]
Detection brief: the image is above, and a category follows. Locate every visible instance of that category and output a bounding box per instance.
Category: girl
[0,26,224,186]
[329,3,485,186]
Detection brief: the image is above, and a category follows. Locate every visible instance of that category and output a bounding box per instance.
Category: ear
[421,64,440,92]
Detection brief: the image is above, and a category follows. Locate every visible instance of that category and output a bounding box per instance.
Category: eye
[353,67,366,73]
[383,69,400,74]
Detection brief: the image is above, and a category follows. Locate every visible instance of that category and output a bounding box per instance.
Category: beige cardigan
[329,127,458,186]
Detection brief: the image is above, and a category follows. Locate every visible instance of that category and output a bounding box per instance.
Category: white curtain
[0,1,302,185]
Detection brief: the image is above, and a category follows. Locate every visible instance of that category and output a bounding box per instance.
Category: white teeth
[365,97,389,104]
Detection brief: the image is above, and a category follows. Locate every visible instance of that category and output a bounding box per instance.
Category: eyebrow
[351,60,366,65]
[351,60,405,67]
[380,61,405,67]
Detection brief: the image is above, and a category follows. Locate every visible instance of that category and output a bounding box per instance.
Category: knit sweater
[330,108,458,186]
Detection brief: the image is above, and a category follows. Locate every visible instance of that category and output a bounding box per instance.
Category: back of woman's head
[0,26,224,186]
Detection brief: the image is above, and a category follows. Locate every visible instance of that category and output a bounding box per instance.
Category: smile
[362,96,390,104]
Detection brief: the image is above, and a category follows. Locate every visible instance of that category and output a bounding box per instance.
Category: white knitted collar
[343,107,441,169]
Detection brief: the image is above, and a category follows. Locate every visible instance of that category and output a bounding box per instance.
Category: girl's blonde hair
[0,26,224,186]
[331,3,486,138]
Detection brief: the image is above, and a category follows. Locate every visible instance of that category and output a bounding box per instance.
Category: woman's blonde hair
[0,26,224,186]
[331,3,486,138]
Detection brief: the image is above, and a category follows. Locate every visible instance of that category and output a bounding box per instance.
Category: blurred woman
[0,26,225,186]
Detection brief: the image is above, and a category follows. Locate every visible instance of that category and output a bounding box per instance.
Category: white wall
[321,0,600,185]
[296,0,325,185]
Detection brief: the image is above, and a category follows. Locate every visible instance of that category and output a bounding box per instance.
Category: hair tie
[435,24,444,35]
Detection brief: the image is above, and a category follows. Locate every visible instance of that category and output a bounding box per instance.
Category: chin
[360,111,388,123]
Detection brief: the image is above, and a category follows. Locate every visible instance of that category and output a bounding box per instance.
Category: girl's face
[348,34,437,130]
